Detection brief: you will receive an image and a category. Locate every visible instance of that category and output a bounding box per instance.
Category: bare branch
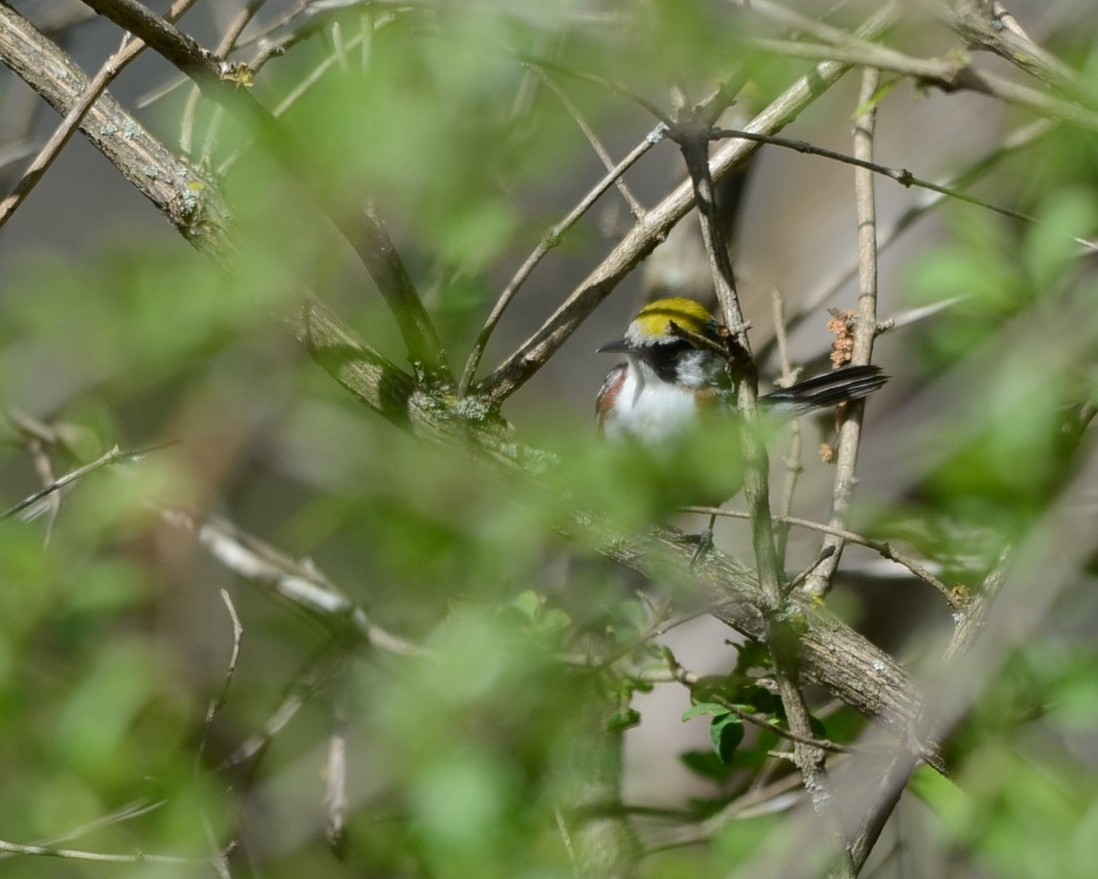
[80,0,449,375]
[183,0,270,160]
[659,649,854,755]
[750,37,1098,135]
[947,0,1098,106]
[477,5,904,405]
[160,507,426,656]
[353,204,448,373]
[2,442,176,522]
[301,293,942,768]
[771,288,803,563]
[0,0,199,229]
[0,838,213,866]
[803,67,882,600]
[325,661,350,857]
[196,589,245,769]
[682,508,962,610]
[755,118,1058,366]
[530,65,645,219]
[708,126,1039,228]
[674,105,851,872]
[458,127,663,395]
[221,650,344,770]
[0,3,232,257]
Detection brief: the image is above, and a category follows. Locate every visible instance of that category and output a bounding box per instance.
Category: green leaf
[682,702,728,722]
[537,608,573,635]
[710,714,745,765]
[608,708,641,732]
[1024,190,1098,291]
[850,77,899,120]
[735,684,779,715]
[509,590,542,621]
[680,749,736,782]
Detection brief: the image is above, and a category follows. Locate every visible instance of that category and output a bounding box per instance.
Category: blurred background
[2,1,1098,877]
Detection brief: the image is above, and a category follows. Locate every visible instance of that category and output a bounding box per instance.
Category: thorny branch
[0,3,232,256]
[672,109,851,874]
[477,5,903,405]
[79,0,449,375]
[681,508,961,610]
[6,4,1092,873]
[0,0,200,228]
[803,67,883,599]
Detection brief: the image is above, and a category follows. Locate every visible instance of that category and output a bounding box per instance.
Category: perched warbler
[596,298,887,443]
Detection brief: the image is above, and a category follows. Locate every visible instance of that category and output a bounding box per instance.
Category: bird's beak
[597,338,634,354]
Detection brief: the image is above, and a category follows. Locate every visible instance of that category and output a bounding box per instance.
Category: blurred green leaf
[709,713,744,765]
[1023,190,1098,290]
[680,748,736,782]
[682,702,728,722]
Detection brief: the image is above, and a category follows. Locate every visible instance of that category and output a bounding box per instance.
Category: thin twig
[747,36,1098,135]
[220,650,344,770]
[708,126,1058,232]
[0,838,213,865]
[0,800,165,861]
[681,507,961,610]
[184,0,269,160]
[457,126,663,394]
[159,507,426,655]
[804,67,882,600]
[648,770,807,850]
[947,0,1098,106]
[196,589,245,768]
[529,65,645,218]
[661,649,853,755]
[23,439,60,543]
[555,808,579,877]
[673,108,852,875]
[771,288,803,564]
[354,201,448,374]
[477,5,904,405]
[511,52,672,125]
[217,24,376,174]
[2,442,176,521]
[196,590,244,877]
[325,659,350,857]
[754,118,1057,367]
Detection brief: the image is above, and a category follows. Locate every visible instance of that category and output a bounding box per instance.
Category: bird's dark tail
[761,364,888,417]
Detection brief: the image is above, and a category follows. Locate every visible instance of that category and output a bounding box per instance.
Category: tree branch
[0,2,232,258]
[0,0,199,229]
[299,294,945,774]
[947,0,1098,106]
[78,0,449,375]
[476,4,904,406]
[803,67,882,599]
[749,37,1098,135]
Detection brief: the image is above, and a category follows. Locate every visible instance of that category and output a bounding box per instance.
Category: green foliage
[2,2,1098,877]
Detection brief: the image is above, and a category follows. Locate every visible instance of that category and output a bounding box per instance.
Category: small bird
[596,298,888,444]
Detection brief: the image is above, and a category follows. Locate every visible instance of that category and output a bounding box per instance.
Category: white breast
[603,359,700,444]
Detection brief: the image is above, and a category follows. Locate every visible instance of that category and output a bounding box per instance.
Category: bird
[596,297,888,444]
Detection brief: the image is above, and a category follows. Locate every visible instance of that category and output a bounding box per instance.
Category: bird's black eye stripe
[643,339,693,382]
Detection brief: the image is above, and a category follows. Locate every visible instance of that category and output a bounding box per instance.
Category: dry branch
[0,3,232,257]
